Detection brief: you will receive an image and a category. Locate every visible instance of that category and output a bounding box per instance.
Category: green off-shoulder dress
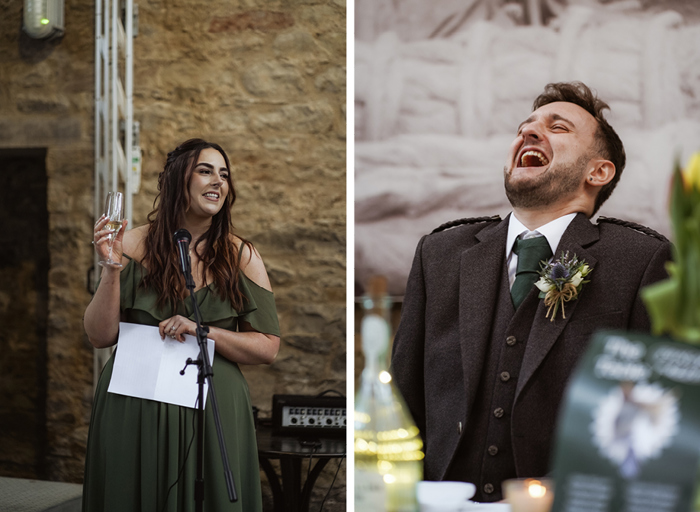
[82,256,280,512]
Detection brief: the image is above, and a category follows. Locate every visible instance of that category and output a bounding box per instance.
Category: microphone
[173,229,192,281]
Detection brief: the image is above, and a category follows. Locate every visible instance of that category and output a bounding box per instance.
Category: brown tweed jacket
[391,213,672,486]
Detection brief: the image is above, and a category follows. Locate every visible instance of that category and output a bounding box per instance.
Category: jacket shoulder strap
[431,215,501,234]
[597,216,669,243]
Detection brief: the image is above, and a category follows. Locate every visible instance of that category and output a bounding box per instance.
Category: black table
[256,427,346,512]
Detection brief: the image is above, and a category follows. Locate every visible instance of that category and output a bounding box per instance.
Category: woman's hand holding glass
[93,214,128,268]
[95,191,126,268]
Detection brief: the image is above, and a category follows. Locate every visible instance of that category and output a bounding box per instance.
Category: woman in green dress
[83,139,280,511]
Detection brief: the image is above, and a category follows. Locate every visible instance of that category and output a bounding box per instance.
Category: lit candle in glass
[502,478,554,512]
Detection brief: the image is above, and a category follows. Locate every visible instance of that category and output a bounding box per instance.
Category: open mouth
[203,192,219,200]
[518,150,549,168]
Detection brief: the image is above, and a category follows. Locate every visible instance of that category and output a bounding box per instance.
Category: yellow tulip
[683,152,700,192]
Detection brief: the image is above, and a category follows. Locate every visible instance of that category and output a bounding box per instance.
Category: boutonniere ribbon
[535,252,592,321]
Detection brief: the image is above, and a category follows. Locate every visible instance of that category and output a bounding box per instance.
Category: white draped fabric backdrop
[355,1,700,295]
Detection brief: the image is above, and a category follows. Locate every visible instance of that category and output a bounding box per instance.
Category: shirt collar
[506,212,577,260]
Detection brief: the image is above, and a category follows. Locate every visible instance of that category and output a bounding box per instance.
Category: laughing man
[390,81,673,502]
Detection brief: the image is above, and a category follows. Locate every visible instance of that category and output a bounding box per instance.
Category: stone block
[269,352,328,376]
[260,136,305,153]
[288,303,338,329]
[284,0,327,6]
[223,134,264,156]
[18,63,57,88]
[250,102,335,134]
[314,66,346,94]
[209,11,295,33]
[273,30,318,54]
[0,118,81,146]
[252,222,342,251]
[298,5,343,32]
[275,284,320,304]
[210,110,250,134]
[318,30,346,58]
[265,262,296,286]
[242,61,306,97]
[284,334,335,355]
[331,351,346,375]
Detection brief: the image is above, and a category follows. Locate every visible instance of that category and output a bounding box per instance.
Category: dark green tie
[511,236,552,309]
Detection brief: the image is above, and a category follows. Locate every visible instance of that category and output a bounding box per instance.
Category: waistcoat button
[500,371,511,382]
[506,335,517,346]
[488,445,498,456]
[484,483,494,494]
[493,407,504,418]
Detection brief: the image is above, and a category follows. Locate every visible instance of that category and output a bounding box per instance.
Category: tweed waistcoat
[445,262,541,502]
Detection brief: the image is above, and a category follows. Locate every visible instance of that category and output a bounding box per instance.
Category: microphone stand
[179,250,237,511]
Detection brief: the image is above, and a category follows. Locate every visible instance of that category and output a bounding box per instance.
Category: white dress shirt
[506,213,577,288]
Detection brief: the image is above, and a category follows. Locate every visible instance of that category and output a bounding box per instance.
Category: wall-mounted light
[23,0,65,40]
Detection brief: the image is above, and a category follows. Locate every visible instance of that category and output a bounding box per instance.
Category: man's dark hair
[533,81,625,215]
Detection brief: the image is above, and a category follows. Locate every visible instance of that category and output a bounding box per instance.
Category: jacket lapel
[515,213,599,400]
[459,217,510,413]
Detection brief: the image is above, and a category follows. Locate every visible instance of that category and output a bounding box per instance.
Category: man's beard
[504,152,590,209]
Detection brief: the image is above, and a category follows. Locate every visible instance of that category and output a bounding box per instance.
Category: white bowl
[417,481,477,511]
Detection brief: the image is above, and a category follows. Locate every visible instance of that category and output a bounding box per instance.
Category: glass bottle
[354,276,424,511]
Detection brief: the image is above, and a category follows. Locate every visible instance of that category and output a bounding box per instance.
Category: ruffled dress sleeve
[234,273,280,336]
[112,254,280,336]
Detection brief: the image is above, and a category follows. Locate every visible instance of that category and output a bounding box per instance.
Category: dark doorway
[0,148,50,479]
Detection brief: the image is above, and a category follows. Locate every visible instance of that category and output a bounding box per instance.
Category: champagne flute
[98,191,124,268]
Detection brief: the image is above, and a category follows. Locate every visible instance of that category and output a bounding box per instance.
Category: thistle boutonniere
[535,251,592,321]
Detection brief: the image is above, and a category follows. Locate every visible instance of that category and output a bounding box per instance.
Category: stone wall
[0,0,346,508]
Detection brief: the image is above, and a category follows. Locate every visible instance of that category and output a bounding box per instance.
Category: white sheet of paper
[107,322,215,409]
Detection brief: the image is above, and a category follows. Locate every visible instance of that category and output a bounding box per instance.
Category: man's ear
[587,160,615,186]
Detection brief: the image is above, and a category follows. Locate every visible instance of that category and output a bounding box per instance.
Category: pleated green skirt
[82,351,263,512]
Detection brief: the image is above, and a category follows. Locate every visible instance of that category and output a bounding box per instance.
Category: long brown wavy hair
[141,138,251,312]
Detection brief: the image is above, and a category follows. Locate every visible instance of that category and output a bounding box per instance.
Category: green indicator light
[40,18,50,25]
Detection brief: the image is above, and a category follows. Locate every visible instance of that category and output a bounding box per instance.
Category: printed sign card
[551,330,700,512]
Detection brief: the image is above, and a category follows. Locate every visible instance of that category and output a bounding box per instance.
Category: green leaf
[642,277,680,337]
